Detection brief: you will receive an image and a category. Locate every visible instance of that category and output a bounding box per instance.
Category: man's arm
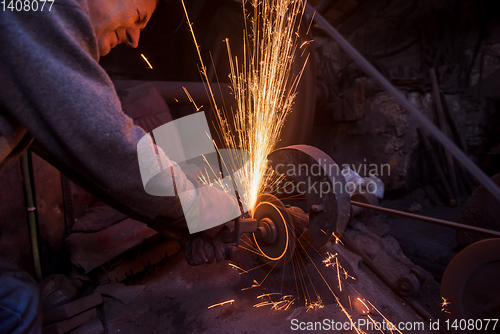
[0,2,195,225]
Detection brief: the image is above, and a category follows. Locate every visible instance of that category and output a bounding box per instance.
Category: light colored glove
[183,181,242,235]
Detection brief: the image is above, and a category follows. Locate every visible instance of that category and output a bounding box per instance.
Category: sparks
[305,299,324,312]
[323,252,355,291]
[207,299,235,309]
[253,294,295,310]
[140,54,153,69]
[228,263,248,273]
[357,297,370,314]
[221,0,309,213]
[181,0,309,215]
[441,297,451,314]
[180,3,401,331]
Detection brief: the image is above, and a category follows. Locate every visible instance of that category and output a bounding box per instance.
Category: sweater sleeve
[0,1,196,224]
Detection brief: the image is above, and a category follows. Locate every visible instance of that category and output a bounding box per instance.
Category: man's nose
[126,27,140,48]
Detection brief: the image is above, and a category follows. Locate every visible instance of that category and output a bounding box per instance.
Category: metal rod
[417,128,456,206]
[304,4,500,203]
[112,80,232,105]
[21,151,43,281]
[351,200,500,237]
[342,234,448,334]
[430,68,460,200]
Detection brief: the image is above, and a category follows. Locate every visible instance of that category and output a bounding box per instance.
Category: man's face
[87,0,157,56]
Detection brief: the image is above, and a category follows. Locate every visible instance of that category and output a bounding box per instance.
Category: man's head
[86,0,158,56]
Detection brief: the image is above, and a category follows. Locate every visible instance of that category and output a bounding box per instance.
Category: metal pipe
[304,4,500,203]
[429,68,460,200]
[20,151,43,281]
[112,80,232,105]
[350,200,500,237]
[417,128,455,206]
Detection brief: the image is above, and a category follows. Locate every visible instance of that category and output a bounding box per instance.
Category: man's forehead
[134,0,158,12]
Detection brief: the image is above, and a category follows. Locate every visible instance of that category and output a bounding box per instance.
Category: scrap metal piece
[268,145,350,248]
[441,238,500,330]
[252,194,295,265]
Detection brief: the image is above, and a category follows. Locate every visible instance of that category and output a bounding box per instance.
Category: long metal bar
[112,80,231,105]
[430,68,460,200]
[304,4,500,203]
[351,200,500,237]
[21,151,43,281]
[342,234,448,334]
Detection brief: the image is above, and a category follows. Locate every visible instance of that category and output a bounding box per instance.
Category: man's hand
[184,226,237,265]
[183,180,242,235]
[182,180,241,265]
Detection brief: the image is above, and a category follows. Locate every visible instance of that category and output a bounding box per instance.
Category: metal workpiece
[267,145,351,249]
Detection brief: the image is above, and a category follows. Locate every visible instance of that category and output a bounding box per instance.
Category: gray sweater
[0,0,195,226]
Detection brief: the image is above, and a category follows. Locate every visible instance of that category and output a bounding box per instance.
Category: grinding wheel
[252,194,296,266]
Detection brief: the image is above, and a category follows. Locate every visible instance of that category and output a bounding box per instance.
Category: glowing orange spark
[441,297,451,314]
[140,54,153,69]
[357,297,370,314]
[257,293,281,299]
[228,263,248,273]
[207,299,235,309]
[366,300,403,334]
[182,87,202,112]
[241,279,261,291]
[305,299,324,312]
[253,294,295,310]
[367,314,385,334]
[323,252,355,291]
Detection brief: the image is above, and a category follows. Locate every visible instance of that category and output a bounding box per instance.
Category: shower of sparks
[181,1,400,331]
[181,0,310,214]
[141,54,153,69]
[441,297,451,314]
[222,0,310,212]
[207,299,235,309]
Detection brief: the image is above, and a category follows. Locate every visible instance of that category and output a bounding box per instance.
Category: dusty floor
[99,247,432,334]
[94,207,451,334]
